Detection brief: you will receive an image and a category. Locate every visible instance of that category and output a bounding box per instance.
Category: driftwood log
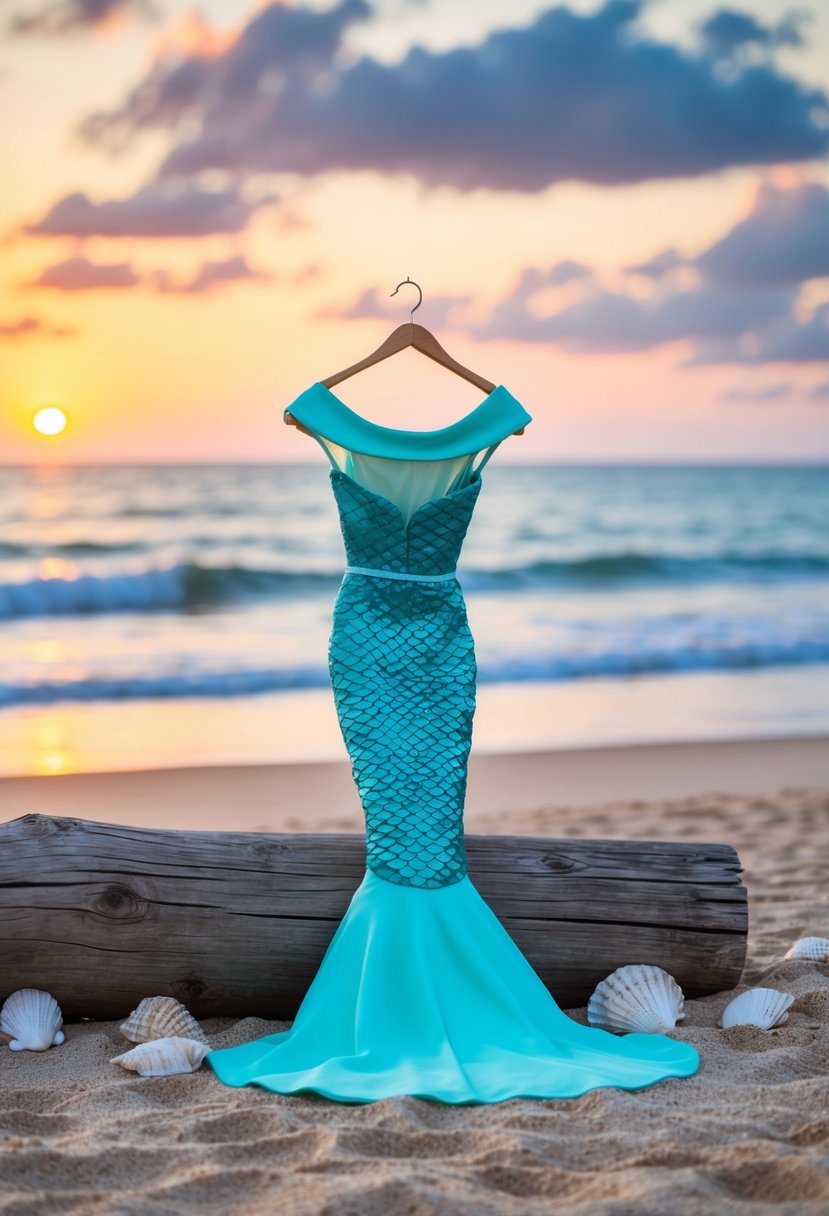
[0,813,747,1019]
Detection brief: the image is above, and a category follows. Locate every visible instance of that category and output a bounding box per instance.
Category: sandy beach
[1,738,828,1214]
[2,733,828,831]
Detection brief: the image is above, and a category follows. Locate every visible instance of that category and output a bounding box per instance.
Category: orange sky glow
[1,0,828,464]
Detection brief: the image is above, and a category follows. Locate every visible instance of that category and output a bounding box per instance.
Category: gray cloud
[695,180,829,288]
[473,273,794,353]
[472,177,829,364]
[74,0,829,192]
[810,381,829,400]
[475,265,829,365]
[77,0,372,156]
[21,181,277,239]
[720,382,793,401]
[636,181,829,294]
[685,302,829,364]
[6,0,158,36]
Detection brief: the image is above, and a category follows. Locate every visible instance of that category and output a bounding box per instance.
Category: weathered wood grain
[0,814,746,1018]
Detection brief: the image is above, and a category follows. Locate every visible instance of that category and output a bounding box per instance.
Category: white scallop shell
[718,987,794,1029]
[0,988,65,1051]
[119,996,208,1045]
[783,937,829,962]
[587,964,686,1034]
[111,1035,209,1076]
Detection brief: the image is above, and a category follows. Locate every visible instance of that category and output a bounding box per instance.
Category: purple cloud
[686,302,829,365]
[473,271,794,353]
[317,285,473,330]
[545,259,595,286]
[0,314,77,338]
[18,251,273,295]
[720,382,793,402]
[472,177,829,364]
[695,180,829,288]
[474,264,829,365]
[74,0,829,192]
[149,254,272,294]
[21,181,276,239]
[6,0,158,36]
[24,254,141,290]
[77,0,372,156]
[623,248,687,279]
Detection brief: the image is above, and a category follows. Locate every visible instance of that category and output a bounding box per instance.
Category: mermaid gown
[204,381,700,1104]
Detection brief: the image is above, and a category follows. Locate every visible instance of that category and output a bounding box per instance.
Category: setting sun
[33,406,67,436]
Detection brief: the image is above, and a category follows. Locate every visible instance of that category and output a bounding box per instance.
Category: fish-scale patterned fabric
[328,467,483,889]
[204,435,702,1105]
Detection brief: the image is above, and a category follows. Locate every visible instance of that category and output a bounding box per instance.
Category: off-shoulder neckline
[284,380,532,461]
[309,380,507,437]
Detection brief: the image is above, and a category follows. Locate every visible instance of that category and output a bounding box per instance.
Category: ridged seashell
[0,988,65,1051]
[587,964,685,1034]
[111,1036,209,1077]
[119,996,208,1045]
[718,987,794,1029]
[783,937,829,962]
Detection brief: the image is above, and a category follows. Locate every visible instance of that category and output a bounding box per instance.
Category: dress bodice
[329,468,483,577]
[283,380,533,524]
[283,379,534,886]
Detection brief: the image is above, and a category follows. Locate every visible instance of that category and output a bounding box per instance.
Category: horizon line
[1,459,828,470]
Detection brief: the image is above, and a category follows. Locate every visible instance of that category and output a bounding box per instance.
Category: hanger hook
[390,276,422,324]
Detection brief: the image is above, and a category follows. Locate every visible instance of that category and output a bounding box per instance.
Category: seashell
[0,988,65,1051]
[718,987,794,1029]
[111,1035,209,1077]
[587,964,685,1034]
[783,937,829,962]
[119,996,208,1045]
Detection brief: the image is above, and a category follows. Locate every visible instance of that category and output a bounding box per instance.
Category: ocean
[1,461,828,777]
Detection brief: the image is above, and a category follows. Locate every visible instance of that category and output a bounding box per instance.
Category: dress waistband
[344,565,457,583]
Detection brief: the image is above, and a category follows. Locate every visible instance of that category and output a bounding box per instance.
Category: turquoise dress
[204,381,700,1104]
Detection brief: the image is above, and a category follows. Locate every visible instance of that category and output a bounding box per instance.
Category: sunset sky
[1,0,828,464]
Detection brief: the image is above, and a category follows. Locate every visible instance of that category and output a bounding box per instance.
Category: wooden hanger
[284,277,525,437]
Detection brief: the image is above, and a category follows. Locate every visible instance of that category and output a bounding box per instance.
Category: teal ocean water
[1,462,827,774]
